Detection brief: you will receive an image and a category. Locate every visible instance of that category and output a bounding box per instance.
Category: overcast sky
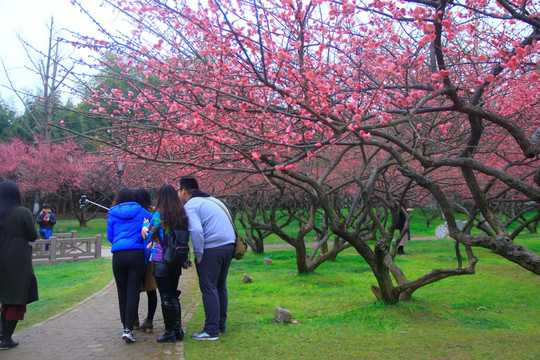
[0,0,125,113]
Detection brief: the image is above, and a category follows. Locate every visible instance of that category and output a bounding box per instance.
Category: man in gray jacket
[178,177,236,341]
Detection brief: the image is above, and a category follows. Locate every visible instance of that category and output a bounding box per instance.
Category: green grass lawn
[186,238,540,360]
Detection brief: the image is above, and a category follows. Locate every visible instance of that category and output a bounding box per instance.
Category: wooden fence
[32,231,102,265]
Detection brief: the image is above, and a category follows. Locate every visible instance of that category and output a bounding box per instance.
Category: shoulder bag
[203,197,247,260]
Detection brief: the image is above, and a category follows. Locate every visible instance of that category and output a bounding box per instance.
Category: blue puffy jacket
[107,202,152,253]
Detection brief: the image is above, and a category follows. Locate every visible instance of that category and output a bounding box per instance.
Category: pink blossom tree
[0,139,117,225]
[67,0,540,302]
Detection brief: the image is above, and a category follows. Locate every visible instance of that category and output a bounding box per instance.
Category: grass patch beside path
[20,258,113,331]
[185,238,540,360]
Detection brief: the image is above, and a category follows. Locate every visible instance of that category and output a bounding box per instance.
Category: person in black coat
[395,199,413,255]
[0,181,39,350]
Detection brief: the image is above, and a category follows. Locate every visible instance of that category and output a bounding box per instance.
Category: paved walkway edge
[31,279,116,329]
[23,275,201,360]
[177,280,201,359]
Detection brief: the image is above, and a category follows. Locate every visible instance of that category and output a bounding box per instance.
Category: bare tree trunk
[3,17,73,143]
[370,243,398,303]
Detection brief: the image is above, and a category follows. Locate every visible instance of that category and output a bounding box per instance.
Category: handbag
[203,197,248,260]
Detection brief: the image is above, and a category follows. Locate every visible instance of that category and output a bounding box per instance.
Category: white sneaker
[122,330,136,343]
[191,330,218,341]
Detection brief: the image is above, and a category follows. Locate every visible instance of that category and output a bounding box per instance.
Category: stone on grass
[264,258,272,265]
[274,306,292,323]
[242,273,253,283]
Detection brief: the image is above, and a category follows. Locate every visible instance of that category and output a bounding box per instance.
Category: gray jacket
[184,194,235,260]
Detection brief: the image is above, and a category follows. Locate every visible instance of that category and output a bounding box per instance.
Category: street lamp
[116,162,125,188]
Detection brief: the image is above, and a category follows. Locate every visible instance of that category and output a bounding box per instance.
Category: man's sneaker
[191,330,218,341]
[122,330,136,343]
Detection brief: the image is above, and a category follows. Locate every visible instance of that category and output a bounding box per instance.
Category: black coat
[0,206,39,305]
[396,210,407,231]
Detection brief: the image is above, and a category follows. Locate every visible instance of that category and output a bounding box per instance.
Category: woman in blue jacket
[107,187,152,343]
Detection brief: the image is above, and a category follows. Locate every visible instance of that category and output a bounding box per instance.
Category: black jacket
[0,206,39,305]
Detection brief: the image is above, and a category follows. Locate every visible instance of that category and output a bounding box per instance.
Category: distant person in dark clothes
[395,199,413,255]
[0,181,39,350]
[178,177,235,341]
[36,203,56,251]
[107,187,152,343]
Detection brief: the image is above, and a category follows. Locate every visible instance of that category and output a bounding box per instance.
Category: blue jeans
[39,228,53,251]
[195,243,235,336]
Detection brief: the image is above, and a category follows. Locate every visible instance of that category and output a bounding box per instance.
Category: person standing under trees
[133,188,158,333]
[178,177,236,341]
[395,199,413,255]
[143,185,189,343]
[36,203,56,252]
[0,181,39,350]
[107,187,151,343]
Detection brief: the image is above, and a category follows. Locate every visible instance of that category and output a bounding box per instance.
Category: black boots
[157,300,177,343]
[0,319,19,350]
[140,317,154,333]
[157,329,176,343]
[397,246,408,255]
[173,297,184,341]
[157,291,184,343]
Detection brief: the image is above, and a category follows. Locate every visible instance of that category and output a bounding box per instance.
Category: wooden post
[95,235,102,259]
[50,237,57,261]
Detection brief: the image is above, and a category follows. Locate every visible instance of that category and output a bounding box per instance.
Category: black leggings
[112,249,145,331]
[146,289,158,320]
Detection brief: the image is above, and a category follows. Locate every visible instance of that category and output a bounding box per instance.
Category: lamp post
[116,162,125,188]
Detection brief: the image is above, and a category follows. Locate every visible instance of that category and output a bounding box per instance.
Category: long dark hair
[134,188,152,212]
[112,187,136,207]
[0,180,22,228]
[155,184,188,231]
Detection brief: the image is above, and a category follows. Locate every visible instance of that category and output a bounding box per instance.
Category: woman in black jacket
[0,181,39,350]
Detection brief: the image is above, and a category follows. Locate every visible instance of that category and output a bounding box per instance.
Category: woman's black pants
[112,249,145,331]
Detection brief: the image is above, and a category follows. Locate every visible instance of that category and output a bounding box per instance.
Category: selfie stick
[84,199,110,211]
[79,195,110,211]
